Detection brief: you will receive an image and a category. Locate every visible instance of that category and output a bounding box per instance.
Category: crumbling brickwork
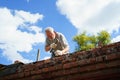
[0,42,120,80]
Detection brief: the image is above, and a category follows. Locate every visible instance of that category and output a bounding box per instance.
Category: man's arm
[60,33,69,54]
[45,39,51,52]
[45,43,57,52]
[45,45,51,52]
[61,46,69,54]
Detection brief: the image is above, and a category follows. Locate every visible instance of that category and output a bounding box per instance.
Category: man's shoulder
[46,37,50,42]
[56,32,64,37]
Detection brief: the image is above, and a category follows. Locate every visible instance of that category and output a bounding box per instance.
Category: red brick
[35,61,44,67]
[62,57,76,64]
[67,74,81,80]
[62,59,70,64]
[77,59,88,66]
[56,56,64,61]
[106,53,118,61]
[7,74,18,79]
[54,77,67,80]
[31,74,44,80]
[87,65,97,71]
[1,76,10,80]
[70,67,79,74]
[95,63,107,70]
[42,72,52,79]
[63,61,78,69]
[72,51,83,58]
[54,70,64,77]
[78,66,93,73]
[31,69,42,75]
[88,57,96,64]
[95,56,103,62]
[52,56,64,62]
[19,77,32,80]
[106,60,120,68]
[31,70,36,75]
[24,71,31,77]
[18,72,24,78]
[22,64,30,69]
[44,59,51,64]
[78,62,106,73]
[42,67,49,73]
[63,69,70,75]
[23,64,35,72]
[117,53,120,58]
[51,71,57,77]
[47,66,56,72]
[55,64,63,70]
[71,58,76,62]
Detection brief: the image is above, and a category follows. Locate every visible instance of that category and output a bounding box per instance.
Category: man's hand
[55,50,63,56]
[50,43,57,49]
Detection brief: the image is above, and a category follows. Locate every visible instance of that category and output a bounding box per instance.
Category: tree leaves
[73,30,111,51]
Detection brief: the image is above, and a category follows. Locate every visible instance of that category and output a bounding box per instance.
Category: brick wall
[0,42,120,80]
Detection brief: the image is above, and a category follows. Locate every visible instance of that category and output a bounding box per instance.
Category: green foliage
[73,30,111,51]
[97,30,111,45]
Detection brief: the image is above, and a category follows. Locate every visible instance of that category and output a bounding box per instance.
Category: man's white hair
[45,27,54,32]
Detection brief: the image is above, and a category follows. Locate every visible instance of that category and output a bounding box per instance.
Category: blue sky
[0,0,120,65]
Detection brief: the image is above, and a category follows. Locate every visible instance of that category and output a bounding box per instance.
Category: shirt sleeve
[60,33,69,48]
[45,38,50,47]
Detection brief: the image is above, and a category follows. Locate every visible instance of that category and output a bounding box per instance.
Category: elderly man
[45,27,69,58]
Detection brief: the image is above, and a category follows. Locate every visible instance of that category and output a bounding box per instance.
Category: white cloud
[15,10,43,24]
[56,0,120,35]
[112,35,120,43]
[0,7,45,63]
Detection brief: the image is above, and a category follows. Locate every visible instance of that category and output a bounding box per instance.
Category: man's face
[46,31,55,40]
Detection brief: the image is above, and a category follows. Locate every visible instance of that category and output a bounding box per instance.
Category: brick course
[0,42,120,80]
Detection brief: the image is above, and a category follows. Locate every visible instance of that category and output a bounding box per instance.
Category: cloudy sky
[0,0,120,65]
